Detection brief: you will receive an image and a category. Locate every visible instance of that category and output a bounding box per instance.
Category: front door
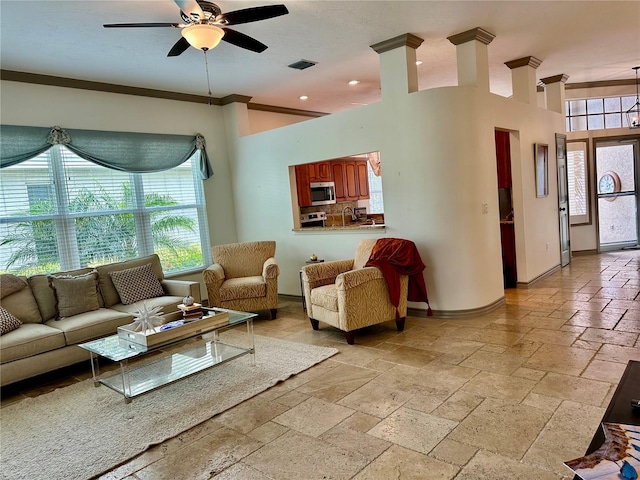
[595,138,640,251]
[556,134,571,266]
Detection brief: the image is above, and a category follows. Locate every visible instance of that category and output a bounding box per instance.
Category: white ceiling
[1,1,639,114]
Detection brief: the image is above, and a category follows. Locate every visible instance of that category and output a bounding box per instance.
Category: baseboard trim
[407,296,506,319]
[517,264,561,288]
[572,249,598,256]
[278,294,302,302]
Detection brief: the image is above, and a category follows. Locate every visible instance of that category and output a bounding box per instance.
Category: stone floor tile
[579,327,639,346]
[564,311,622,329]
[338,411,381,432]
[512,367,546,381]
[367,407,458,455]
[135,427,263,480]
[352,445,459,480]
[274,389,309,407]
[337,378,413,418]
[595,343,640,363]
[243,431,369,480]
[380,345,443,368]
[523,343,595,376]
[248,421,288,444]
[215,397,290,435]
[422,337,486,356]
[522,328,581,346]
[448,398,552,459]
[521,392,563,412]
[532,372,611,406]
[572,339,602,351]
[580,359,628,383]
[429,438,478,466]
[447,326,527,346]
[211,463,274,480]
[432,390,484,421]
[479,343,508,353]
[456,450,562,480]
[615,319,640,333]
[294,363,379,402]
[461,371,536,402]
[272,396,354,437]
[459,350,526,375]
[319,423,391,461]
[522,400,604,476]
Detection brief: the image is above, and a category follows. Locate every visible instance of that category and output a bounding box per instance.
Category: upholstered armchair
[300,239,409,344]
[203,241,280,319]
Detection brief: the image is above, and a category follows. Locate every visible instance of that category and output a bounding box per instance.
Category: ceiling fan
[104,0,289,56]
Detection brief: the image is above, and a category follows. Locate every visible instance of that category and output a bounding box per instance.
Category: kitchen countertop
[294,224,386,232]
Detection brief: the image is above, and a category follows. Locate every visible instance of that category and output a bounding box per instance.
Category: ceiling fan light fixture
[181,24,225,51]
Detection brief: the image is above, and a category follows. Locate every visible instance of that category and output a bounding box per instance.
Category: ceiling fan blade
[167,37,191,57]
[221,28,268,53]
[104,23,180,28]
[218,4,288,26]
[174,0,204,20]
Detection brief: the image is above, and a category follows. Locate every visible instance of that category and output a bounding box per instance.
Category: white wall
[226,84,564,311]
[0,80,238,295]
[247,109,314,134]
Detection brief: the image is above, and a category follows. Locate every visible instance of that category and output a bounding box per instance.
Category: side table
[300,259,324,313]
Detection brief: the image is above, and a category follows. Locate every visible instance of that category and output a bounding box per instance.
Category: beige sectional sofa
[0,254,200,386]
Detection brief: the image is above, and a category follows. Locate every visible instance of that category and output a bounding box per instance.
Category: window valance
[0,125,214,179]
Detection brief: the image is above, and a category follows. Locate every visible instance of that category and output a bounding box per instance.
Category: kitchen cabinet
[309,162,331,182]
[331,158,370,202]
[295,164,312,207]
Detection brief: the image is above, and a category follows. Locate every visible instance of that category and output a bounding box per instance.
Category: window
[566,95,637,132]
[367,162,384,214]
[0,145,210,275]
[566,141,590,225]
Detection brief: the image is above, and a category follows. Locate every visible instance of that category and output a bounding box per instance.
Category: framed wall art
[534,143,549,198]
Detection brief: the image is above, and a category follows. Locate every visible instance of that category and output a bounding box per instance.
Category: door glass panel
[598,196,637,245]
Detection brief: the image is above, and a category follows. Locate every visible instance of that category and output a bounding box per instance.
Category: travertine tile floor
[2,251,640,479]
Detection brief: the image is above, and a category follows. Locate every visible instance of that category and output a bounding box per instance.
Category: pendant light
[626,66,640,129]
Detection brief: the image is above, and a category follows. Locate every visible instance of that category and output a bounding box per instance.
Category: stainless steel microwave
[310,182,336,206]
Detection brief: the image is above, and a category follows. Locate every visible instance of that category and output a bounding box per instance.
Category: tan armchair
[203,241,280,319]
[301,239,408,344]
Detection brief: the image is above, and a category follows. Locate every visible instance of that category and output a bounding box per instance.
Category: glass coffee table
[79,307,256,403]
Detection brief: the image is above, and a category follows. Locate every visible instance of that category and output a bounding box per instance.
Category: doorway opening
[595,138,640,251]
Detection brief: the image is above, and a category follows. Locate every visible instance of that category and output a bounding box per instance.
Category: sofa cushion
[219,276,266,302]
[109,263,165,305]
[45,308,132,345]
[29,268,95,322]
[1,282,43,324]
[0,274,28,299]
[0,307,22,335]
[310,284,339,312]
[48,270,101,319]
[97,254,164,307]
[0,323,66,363]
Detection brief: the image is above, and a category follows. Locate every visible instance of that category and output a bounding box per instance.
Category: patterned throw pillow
[109,263,164,305]
[48,270,101,319]
[0,306,22,335]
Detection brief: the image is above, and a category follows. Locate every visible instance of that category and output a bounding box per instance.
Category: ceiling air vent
[288,59,317,70]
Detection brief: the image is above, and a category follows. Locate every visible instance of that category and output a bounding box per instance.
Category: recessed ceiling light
[416,60,423,66]
[299,95,309,100]
[348,80,360,85]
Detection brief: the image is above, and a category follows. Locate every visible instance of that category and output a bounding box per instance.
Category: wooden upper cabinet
[495,130,512,189]
[356,161,369,199]
[295,164,312,207]
[344,161,359,200]
[309,161,331,182]
[332,161,346,202]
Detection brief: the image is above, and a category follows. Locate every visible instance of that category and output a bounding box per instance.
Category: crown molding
[247,103,327,118]
[0,69,222,105]
[505,56,543,70]
[370,33,424,54]
[221,94,252,105]
[539,74,569,85]
[447,27,495,46]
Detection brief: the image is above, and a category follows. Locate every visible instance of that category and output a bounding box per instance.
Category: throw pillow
[0,274,28,299]
[109,263,164,305]
[48,270,101,319]
[0,306,22,335]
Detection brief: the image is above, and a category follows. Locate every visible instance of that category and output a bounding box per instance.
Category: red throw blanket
[365,238,433,317]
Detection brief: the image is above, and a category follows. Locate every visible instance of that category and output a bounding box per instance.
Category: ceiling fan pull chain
[204,50,213,105]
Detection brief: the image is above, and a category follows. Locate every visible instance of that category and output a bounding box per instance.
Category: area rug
[0,332,338,480]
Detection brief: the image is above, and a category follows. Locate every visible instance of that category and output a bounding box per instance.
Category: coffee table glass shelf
[79,307,256,403]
